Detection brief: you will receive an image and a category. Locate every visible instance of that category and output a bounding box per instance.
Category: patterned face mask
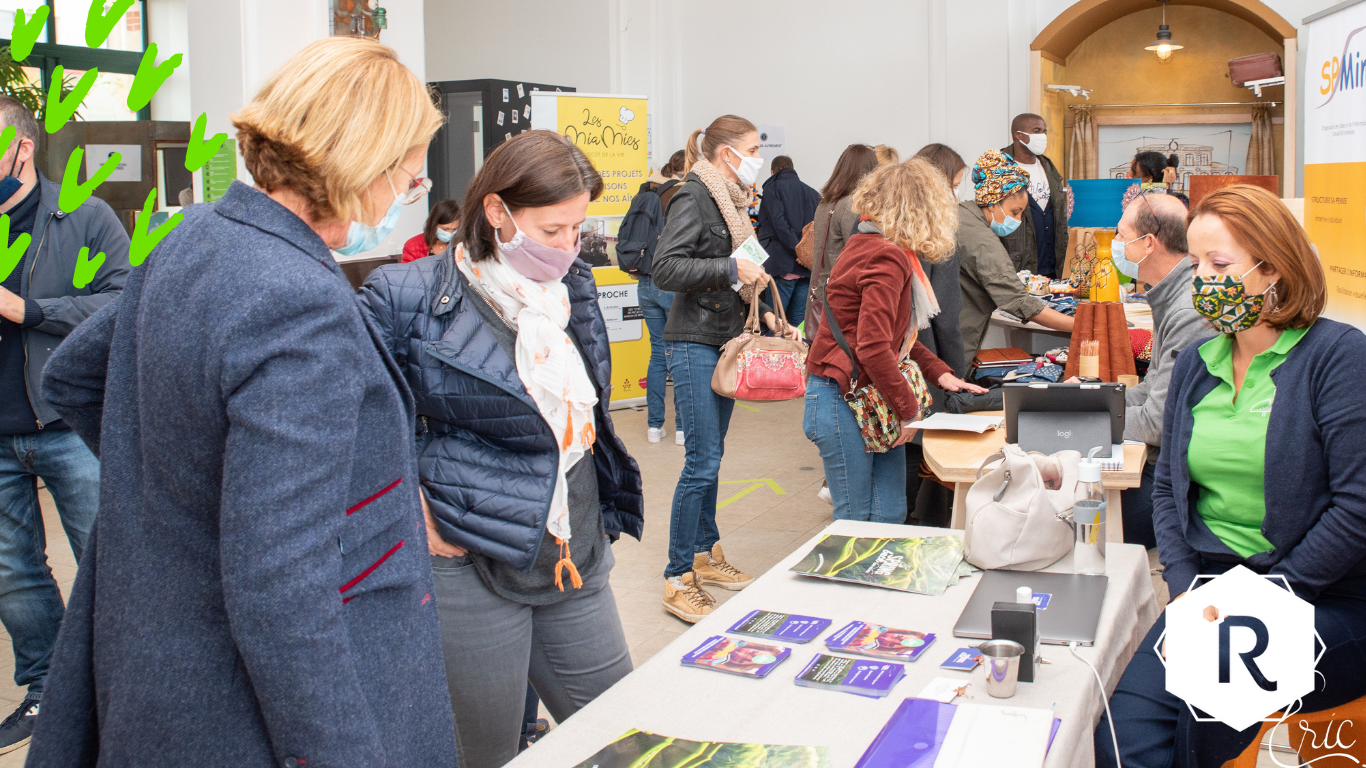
[1191,261,1277,334]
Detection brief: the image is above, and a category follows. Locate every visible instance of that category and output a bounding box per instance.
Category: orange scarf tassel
[553,537,583,591]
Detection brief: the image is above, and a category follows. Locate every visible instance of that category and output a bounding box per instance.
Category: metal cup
[980,639,1026,698]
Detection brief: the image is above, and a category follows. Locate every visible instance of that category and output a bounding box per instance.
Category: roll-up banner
[1305,1,1366,329]
[531,92,649,217]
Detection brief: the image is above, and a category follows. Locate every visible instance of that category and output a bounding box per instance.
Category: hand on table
[937,372,988,394]
[421,490,466,558]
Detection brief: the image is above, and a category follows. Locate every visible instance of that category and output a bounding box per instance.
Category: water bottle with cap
[1071,447,1107,574]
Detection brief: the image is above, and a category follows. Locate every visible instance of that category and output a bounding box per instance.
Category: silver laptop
[953,570,1109,646]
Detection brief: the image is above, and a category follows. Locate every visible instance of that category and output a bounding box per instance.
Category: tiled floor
[0,396,1287,766]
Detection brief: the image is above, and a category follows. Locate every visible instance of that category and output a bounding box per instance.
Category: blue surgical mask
[0,152,23,208]
[989,212,1021,237]
[1111,234,1149,280]
[436,227,455,243]
[336,196,404,256]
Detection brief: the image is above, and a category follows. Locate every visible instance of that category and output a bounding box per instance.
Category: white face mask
[724,145,763,187]
[1018,132,1048,156]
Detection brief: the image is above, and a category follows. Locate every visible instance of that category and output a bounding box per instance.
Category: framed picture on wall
[1098,123,1251,190]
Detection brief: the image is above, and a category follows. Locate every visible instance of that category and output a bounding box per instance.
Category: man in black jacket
[756,156,819,330]
[0,96,129,751]
[999,114,1069,278]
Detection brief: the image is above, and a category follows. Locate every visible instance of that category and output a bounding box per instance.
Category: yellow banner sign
[535,94,648,216]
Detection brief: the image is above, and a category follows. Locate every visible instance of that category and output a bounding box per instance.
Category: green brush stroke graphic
[72,247,104,289]
[9,6,49,62]
[0,215,30,284]
[185,113,227,173]
[84,0,136,48]
[129,188,183,266]
[127,44,182,112]
[60,147,120,213]
[45,66,98,134]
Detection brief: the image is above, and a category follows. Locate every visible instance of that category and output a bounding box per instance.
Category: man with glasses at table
[1110,192,1211,548]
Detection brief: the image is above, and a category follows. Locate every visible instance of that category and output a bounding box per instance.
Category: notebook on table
[953,570,1109,646]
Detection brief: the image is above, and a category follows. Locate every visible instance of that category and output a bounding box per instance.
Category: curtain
[1246,104,1276,176]
[1068,106,1098,180]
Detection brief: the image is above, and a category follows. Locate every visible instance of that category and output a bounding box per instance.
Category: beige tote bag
[962,445,1084,571]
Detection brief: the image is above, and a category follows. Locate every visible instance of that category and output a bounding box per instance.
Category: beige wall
[1047,5,1285,189]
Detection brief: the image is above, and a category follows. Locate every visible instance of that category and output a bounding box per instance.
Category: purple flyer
[794,653,905,698]
[681,636,791,678]
[826,620,936,661]
[728,610,832,643]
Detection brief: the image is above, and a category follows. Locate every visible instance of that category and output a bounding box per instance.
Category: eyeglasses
[387,166,432,206]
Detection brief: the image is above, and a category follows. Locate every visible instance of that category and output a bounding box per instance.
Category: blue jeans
[774,276,810,331]
[636,276,680,431]
[803,375,906,524]
[0,429,99,699]
[664,341,733,577]
[1096,572,1366,767]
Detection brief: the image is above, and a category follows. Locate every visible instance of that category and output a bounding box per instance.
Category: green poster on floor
[202,139,237,203]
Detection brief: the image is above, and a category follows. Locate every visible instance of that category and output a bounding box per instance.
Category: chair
[1222,695,1366,767]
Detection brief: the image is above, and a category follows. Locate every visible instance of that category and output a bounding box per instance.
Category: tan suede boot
[663,572,716,623]
[693,544,754,590]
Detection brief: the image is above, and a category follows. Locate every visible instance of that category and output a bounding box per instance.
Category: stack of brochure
[793,653,906,698]
[680,636,791,679]
[728,610,831,643]
[825,621,935,662]
[789,535,970,596]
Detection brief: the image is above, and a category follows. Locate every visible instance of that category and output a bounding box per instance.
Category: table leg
[1107,488,1125,544]
[950,482,970,529]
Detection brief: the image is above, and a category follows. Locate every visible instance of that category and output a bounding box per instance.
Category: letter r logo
[1219,616,1277,691]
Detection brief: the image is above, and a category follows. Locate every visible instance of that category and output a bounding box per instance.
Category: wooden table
[921,412,1147,544]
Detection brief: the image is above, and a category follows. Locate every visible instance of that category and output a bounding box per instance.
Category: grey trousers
[431,545,633,768]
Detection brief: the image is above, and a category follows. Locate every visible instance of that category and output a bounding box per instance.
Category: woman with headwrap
[956,149,1075,366]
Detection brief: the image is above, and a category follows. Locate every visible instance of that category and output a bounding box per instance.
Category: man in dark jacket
[999,114,1069,278]
[0,96,128,752]
[756,156,819,329]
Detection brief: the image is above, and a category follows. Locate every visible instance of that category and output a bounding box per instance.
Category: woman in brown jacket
[804,159,969,523]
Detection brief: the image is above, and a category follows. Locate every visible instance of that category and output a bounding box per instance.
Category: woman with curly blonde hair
[803,159,978,523]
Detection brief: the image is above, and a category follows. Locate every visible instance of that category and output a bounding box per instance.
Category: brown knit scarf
[691,157,759,302]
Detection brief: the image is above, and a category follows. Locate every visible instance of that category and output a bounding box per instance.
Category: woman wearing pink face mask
[359,130,643,768]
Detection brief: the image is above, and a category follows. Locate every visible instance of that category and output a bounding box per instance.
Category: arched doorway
[1030,0,1297,195]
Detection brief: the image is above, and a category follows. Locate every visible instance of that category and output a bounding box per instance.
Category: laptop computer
[1017,411,1115,459]
[953,570,1109,646]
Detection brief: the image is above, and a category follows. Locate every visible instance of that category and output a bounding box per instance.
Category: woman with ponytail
[652,115,799,623]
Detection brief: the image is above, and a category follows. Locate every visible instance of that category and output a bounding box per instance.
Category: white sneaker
[675,431,686,446]
[818,485,832,505]
[647,428,664,443]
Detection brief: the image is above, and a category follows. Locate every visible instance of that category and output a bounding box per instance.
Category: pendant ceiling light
[1144,0,1184,63]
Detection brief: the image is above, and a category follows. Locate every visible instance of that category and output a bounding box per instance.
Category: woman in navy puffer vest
[360,130,643,768]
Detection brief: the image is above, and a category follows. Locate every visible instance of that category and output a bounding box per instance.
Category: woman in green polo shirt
[1096,185,1366,767]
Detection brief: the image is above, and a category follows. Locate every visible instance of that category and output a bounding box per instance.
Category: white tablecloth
[506,520,1161,768]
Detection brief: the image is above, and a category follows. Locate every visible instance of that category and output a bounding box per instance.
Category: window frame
[1,0,149,120]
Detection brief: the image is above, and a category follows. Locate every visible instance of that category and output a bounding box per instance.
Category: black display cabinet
[427,78,575,209]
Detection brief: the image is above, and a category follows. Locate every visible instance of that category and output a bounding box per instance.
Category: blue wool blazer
[1154,317,1366,602]
[32,182,457,767]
